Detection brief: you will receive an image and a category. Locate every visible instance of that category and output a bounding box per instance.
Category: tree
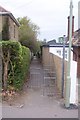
[17,17,40,53]
[1,43,10,90]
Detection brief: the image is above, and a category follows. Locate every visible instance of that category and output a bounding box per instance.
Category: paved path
[2,57,78,118]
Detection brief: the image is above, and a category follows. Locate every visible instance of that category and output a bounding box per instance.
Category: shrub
[0,41,30,90]
[12,46,30,90]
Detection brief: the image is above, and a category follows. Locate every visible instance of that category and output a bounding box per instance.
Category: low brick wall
[73,47,80,78]
[42,46,78,104]
[42,46,67,93]
[42,47,50,67]
[53,54,67,93]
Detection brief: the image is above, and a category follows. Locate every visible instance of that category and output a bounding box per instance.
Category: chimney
[67,16,74,40]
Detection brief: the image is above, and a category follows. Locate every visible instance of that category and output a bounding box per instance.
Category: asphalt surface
[2,57,78,118]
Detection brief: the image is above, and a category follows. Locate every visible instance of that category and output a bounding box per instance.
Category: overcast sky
[0,0,79,41]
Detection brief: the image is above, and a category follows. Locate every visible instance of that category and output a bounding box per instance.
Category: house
[43,40,73,60]
[47,39,56,45]
[72,29,80,78]
[66,15,80,79]
[0,6,19,41]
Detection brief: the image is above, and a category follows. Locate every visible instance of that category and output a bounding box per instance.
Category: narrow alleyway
[2,57,78,118]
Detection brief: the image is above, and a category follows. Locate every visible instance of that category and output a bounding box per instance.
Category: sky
[0,0,80,41]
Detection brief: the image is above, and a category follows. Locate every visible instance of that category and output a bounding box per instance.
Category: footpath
[2,57,78,118]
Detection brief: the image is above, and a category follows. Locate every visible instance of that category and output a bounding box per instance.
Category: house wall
[2,15,19,41]
[73,47,80,78]
[2,15,8,25]
[0,15,2,40]
[8,17,19,41]
[49,47,73,60]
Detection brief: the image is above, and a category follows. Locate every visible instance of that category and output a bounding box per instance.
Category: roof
[42,38,70,47]
[72,29,80,46]
[47,39,56,45]
[41,41,70,48]
[41,43,80,48]
[0,6,19,27]
[0,6,9,12]
[64,28,80,47]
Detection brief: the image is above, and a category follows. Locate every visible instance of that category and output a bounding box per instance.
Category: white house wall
[49,47,73,61]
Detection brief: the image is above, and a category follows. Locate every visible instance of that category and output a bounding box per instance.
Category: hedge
[0,41,30,90]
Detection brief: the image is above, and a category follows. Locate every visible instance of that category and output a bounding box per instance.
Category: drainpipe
[61,35,66,98]
[65,0,73,108]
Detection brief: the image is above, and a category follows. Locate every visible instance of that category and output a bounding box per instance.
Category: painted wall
[49,47,73,61]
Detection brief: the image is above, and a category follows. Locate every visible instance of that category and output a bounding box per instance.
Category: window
[62,50,68,59]
[14,23,15,38]
[65,50,68,59]
[57,50,61,56]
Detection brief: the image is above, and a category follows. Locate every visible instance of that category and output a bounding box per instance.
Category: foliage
[17,17,40,53]
[0,41,30,90]
[12,46,30,90]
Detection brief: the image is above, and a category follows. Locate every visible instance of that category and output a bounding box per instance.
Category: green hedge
[0,41,30,90]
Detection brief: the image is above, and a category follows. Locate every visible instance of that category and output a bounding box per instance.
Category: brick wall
[73,47,80,78]
[42,47,50,67]
[42,46,78,102]
[53,54,67,92]
[42,46,67,93]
